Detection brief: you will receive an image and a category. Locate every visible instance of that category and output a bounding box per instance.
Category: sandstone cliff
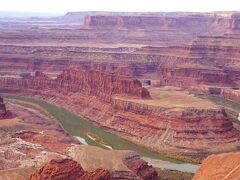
[0,70,239,162]
[30,159,111,180]
[69,145,158,180]
[83,13,240,32]
[0,32,240,103]
[0,101,158,180]
[0,34,239,103]
[0,69,150,102]
[181,85,240,104]
[123,152,158,179]
[157,67,240,104]
[56,69,150,101]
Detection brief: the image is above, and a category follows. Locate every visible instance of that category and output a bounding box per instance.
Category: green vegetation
[87,132,110,147]
[194,93,240,112]
[193,93,240,124]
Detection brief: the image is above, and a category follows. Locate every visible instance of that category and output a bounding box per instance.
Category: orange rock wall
[0,69,150,102]
[30,159,111,180]
[0,71,239,162]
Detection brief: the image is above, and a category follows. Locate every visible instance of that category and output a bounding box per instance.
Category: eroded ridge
[30,159,111,180]
[0,99,157,180]
[0,70,239,162]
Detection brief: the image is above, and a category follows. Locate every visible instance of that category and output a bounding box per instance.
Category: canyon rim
[0,5,240,180]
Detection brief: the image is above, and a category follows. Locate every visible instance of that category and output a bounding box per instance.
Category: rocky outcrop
[0,101,158,180]
[221,88,240,104]
[0,35,239,100]
[0,71,240,162]
[156,169,193,180]
[0,31,240,97]
[30,159,111,180]
[172,84,240,104]
[158,67,233,87]
[84,12,240,32]
[110,98,240,161]
[0,69,149,102]
[156,67,240,104]
[0,102,78,171]
[30,159,86,180]
[69,145,158,180]
[123,153,158,179]
[56,69,150,100]
[193,152,240,180]
[0,96,7,119]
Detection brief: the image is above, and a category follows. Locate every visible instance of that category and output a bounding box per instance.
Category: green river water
[2,94,202,172]
[2,93,240,173]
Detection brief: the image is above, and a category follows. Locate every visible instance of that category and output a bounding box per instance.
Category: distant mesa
[0,10,240,169]
[83,12,240,32]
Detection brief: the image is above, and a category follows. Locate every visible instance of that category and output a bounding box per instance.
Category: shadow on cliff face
[236,146,240,151]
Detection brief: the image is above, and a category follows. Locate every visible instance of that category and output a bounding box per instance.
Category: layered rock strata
[0,101,158,180]
[123,153,158,179]
[0,35,239,105]
[84,12,240,32]
[157,67,240,103]
[69,145,158,180]
[30,159,111,180]
[176,85,240,104]
[0,102,78,171]
[57,69,150,100]
[0,29,240,107]
[0,70,239,162]
[0,69,149,101]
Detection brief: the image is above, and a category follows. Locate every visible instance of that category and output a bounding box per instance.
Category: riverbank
[194,93,240,124]
[1,93,199,173]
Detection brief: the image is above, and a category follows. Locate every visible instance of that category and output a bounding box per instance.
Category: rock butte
[0,69,239,162]
[0,11,240,178]
[0,25,240,104]
[83,13,240,32]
